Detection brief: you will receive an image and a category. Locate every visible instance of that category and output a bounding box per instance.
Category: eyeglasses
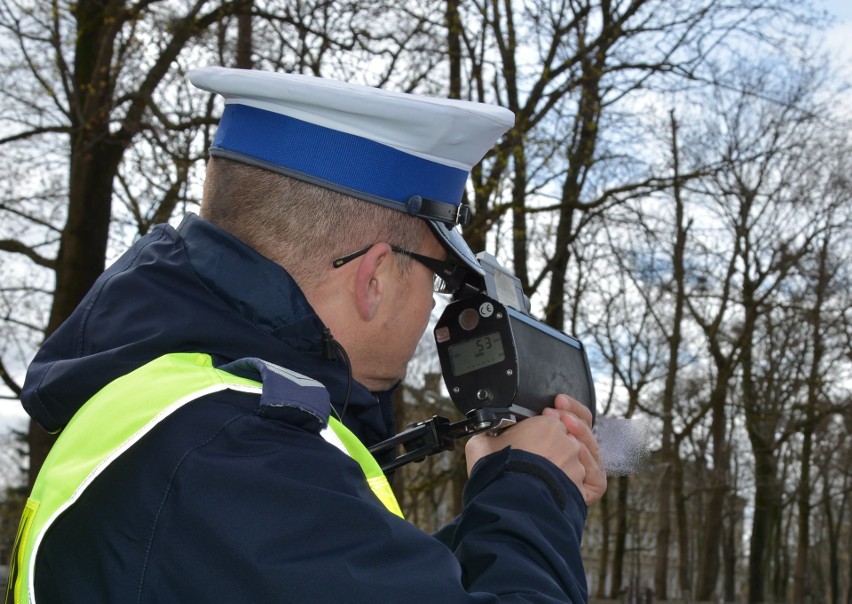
[332,244,466,295]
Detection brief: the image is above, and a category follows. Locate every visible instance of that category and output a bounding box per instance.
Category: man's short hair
[200,157,430,290]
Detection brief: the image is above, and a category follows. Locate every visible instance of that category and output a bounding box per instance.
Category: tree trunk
[596,489,611,599]
[748,453,779,599]
[673,455,692,599]
[695,383,728,600]
[793,235,831,602]
[741,276,782,604]
[791,408,814,603]
[821,472,838,604]
[654,464,673,600]
[723,494,738,602]
[610,475,629,599]
[235,0,253,68]
[29,0,125,487]
[654,110,688,601]
[546,53,602,329]
[445,0,462,100]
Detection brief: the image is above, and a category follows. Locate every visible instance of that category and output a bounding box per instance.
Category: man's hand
[465,394,607,505]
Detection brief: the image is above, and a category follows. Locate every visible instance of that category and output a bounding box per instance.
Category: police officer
[9,67,606,603]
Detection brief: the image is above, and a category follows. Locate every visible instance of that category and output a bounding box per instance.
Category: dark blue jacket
[21,214,589,602]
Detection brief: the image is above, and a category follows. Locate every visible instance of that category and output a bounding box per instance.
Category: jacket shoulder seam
[136,408,251,601]
[75,226,175,358]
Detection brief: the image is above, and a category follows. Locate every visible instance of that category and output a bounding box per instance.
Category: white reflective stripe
[260,361,326,389]
[319,425,350,456]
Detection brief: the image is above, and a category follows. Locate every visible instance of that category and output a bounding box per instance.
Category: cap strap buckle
[455,204,471,228]
[406,195,471,228]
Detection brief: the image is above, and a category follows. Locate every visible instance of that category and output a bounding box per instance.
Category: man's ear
[353,243,393,321]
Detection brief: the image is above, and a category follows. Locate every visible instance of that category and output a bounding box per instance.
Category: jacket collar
[178,214,396,444]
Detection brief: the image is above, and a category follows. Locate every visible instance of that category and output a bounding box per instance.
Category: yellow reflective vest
[6,353,401,604]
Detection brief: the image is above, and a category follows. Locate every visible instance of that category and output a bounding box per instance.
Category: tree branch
[0,125,71,145]
[0,239,56,269]
[0,357,22,397]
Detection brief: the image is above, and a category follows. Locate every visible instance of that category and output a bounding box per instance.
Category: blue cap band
[211,104,469,209]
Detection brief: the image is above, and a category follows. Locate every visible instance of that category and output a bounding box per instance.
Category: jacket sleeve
[143,413,589,603]
[444,447,589,602]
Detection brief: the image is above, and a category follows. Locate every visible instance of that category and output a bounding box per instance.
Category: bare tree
[652,111,690,600]
[448,0,810,334]
[0,0,255,483]
[791,202,852,601]
[0,0,448,485]
[2,2,849,594]
[679,53,849,600]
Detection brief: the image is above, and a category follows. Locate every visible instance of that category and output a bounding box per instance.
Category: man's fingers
[553,394,593,428]
[577,438,607,504]
[544,398,607,504]
[544,405,600,465]
[562,413,600,463]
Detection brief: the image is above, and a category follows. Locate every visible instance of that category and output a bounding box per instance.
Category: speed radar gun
[370,252,596,472]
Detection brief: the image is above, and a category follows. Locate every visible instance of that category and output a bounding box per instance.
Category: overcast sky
[822,0,852,79]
